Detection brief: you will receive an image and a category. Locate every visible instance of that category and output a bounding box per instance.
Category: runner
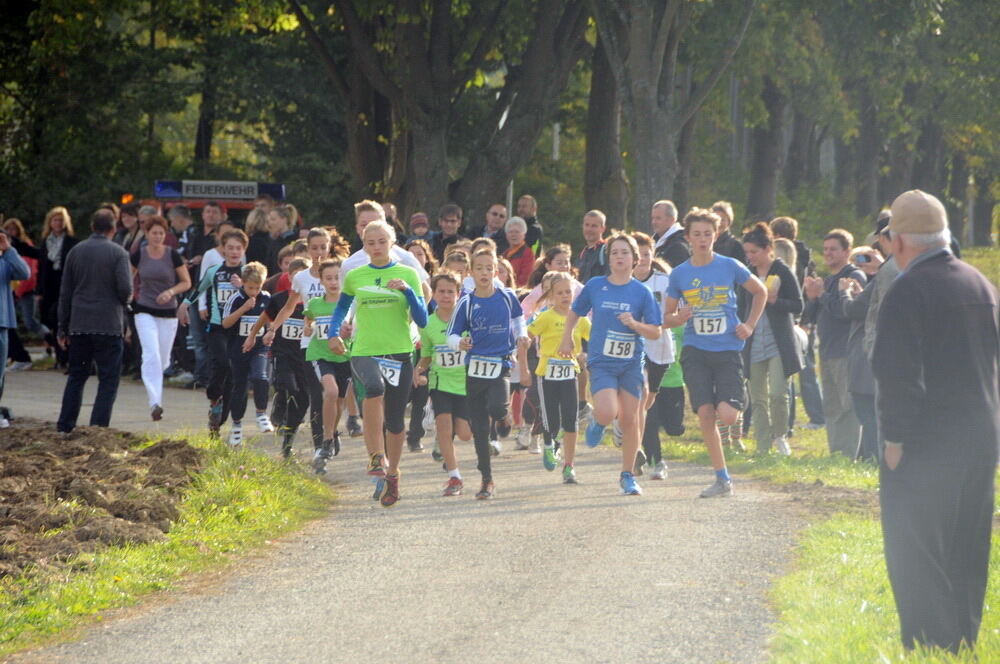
[251,257,312,458]
[559,232,663,496]
[447,249,528,499]
[417,272,472,495]
[664,208,768,497]
[302,258,352,473]
[179,229,249,438]
[328,220,427,507]
[221,262,273,446]
[129,215,191,421]
[520,271,590,483]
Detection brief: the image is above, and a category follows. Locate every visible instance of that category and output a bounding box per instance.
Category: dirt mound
[0,420,202,578]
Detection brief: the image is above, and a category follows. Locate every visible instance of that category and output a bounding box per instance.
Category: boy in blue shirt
[665,208,767,497]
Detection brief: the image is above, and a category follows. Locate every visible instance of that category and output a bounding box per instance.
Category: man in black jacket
[651,200,690,268]
[711,201,746,264]
[872,190,999,654]
[516,194,544,256]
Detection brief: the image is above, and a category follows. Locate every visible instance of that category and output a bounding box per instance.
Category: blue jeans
[799,329,825,425]
[57,334,124,432]
[16,295,47,335]
[188,317,210,385]
[0,328,8,403]
[851,392,880,463]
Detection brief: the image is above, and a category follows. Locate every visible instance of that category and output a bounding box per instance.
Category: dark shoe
[151,404,163,422]
[475,481,495,500]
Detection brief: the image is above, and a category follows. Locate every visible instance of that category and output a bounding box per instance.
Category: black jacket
[655,231,691,268]
[713,231,746,264]
[872,251,1000,449]
[741,258,804,378]
[38,234,80,302]
[524,216,543,255]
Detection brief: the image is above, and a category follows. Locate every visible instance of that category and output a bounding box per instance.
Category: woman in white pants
[130,216,191,420]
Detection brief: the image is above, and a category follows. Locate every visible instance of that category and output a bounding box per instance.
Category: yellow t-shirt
[528,308,591,377]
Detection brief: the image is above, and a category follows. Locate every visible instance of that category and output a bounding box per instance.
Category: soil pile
[0,420,202,578]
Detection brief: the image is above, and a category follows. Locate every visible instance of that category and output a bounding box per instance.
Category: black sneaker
[332,431,341,456]
[280,428,295,459]
[347,415,362,437]
[408,439,424,452]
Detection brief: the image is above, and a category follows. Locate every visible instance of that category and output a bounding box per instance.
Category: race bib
[434,345,464,369]
[602,330,636,359]
[468,355,503,379]
[313,316,332,340]
[693,315,727,336]
[377,357,403,387]
[215,282,236,307]
[281,318,304,341]
[239,316,264,338]
[544,359,576,381]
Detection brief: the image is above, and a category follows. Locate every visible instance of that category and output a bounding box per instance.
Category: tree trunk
[408,122,451,219]
[911,120,943,192]
[627,99,677,232]
[584,36,628,226]
[972,174,995,246]
[805,125,826,186]
[674,110,697,218]
[855,89,880,219]
[883,133,915,205]
[946,152,968,242]
[784,110,813,196]
[745,76,786,221]
[834,136,852,197]
[194,61,217,175]
[343,62,385,200]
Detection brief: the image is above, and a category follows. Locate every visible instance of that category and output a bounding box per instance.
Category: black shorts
[350,354,414,434]
[313,359,352,397]
[645,359,670,393]
[680,346,745,414]
[430,389,469,421]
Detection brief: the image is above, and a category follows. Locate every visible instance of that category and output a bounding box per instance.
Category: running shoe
[367,451,386,477]
[612,419,624,448]
[496,418,512,438]
[228,422,243,447]
[650,460,668,480]
[150,404,163,422]
[633,449,646,476]
[0,417,9,429]
[542,445,557,471]
[256,412,274,433]
[528,434,541,454]
[700,477,734,498]
[422,405,436,433]
[515,427,530,451]
[332,431,342,456]
[731,437,747,454]
[313,442,333,474]
[347,415,362,437]
[208,398,223,428]
[562,465,577,484]
[585,417,606,448]
[432,440,443,462]
[774,436,792,456]
[577,401,592,424]
[489,439,502,457]
[280,429,294,459]
[9,361,32,371]
[620,471,642,496]
[408,439,424,452]
[208,425,220,440]
[475,480,495,500]
[800,422,824,430]
[442,477,463,497]
[379,473,401,508]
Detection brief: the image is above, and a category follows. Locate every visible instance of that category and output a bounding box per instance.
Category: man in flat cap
[872,190,999,653]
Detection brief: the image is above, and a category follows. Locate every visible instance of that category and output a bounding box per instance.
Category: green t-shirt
[304,296,349,363]
[661,327,685,388]
[342,262,422,357]
[419,311,467,396]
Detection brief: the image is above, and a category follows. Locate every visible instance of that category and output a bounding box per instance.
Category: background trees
[1,0,996,245]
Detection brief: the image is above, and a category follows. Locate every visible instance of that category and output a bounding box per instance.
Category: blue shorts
[587,359,645,399]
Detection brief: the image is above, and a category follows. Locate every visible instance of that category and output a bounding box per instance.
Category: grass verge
[0,434,333,657]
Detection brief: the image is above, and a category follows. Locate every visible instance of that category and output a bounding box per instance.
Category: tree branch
[288,0,349,100]
[428,0,451,91]
[677,0,755,128]
[452,0,508,100]
[650,0,681,83]
[588,0,628,88]
[332,0,403,101]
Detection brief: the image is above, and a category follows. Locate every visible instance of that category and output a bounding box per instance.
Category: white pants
[134,313,178,409]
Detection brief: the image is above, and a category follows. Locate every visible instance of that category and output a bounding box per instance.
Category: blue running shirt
[666,254,751,352]
[448,288,523,368]
[571,277,661,365]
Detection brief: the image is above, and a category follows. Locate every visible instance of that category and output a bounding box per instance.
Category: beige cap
[889,190,948,234]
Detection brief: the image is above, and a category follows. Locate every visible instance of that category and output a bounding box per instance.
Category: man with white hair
[650,200,689,268]
[872,190,999,654]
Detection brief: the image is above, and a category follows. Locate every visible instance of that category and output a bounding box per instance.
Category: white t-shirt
[341,245,430,283]
[292,269,327,348]
[638,270,675,365]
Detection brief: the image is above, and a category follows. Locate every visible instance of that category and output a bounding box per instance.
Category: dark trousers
[641,385,686,464]
[57,334,123,432]
[304,364,325,448]
[206,328,232,425]
[851,392,879,463]
[407,378,429,446]
[880,441,996,653]
[7,328,31,363]
[799,330,825,424]
[466,374,510,482]
[227,341,270,422]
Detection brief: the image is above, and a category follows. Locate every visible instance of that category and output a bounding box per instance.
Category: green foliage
[0,435,333,657]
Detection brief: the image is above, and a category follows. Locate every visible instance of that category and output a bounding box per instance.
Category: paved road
[4,369,803,664]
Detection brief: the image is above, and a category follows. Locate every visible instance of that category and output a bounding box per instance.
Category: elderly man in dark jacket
[56,209,134,433]
[872,190,999,654]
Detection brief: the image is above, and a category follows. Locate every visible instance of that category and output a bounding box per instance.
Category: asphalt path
[4,368,803,664]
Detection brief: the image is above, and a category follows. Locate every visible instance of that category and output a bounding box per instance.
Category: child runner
[520,271,590,483]
[221,262,273,445]
[328,221,427,507]
[180,229,248,438]
[559,232,663,496]
[249,257,312,457]
[664,208,767,497]
[641,326,686,479]
[303,259,352,473]
[417,272,473,496]
[447,249,528,499]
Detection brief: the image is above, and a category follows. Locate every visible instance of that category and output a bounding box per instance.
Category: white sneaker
[528,433,541,454]
[0,417,9,429]
[612,419,623,448]
[255,413,274,433]
[228,422,243,446]
[8,361,32,371]
[774,436,792,456]
[489,439,502,457]
[577,401,592,425]
[651,460,668,480]
[515,427,530,450]
[422,405,436,433]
